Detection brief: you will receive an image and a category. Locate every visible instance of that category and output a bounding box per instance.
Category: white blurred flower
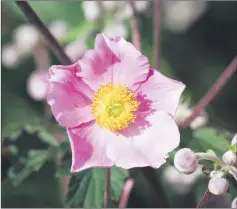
[175,99,208,129]
[135,0,149,13]
[13,24,40,55]
[49,20,68,41]
[208,177,229,195]
[174,148,198,174]
[162,165,202,195]
[82,1,100,21]
[2,43,20,69]
[103,22,128,38]
[102,1,117,11]
[222,150,237,166]
[164,1,207,33]
[115,2,133,21]
[232,134,237,146]
[65,39,87,63]
[232,197,237,208]
[27,70,48,101]
[190,112,208,130]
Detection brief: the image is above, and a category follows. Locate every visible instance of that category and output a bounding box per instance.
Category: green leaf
[188,128,230,156]
[38,131,59,147]
[62,21,95,44]
[8,149,49,186]
[66,167,128,208]
[56,159,71,177]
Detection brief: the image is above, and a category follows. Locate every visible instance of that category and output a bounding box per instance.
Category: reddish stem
[196,189,212,208]
[179,57,237,127]
[153,0,160,70]
[130,1,141,51]
[119,178,134,208]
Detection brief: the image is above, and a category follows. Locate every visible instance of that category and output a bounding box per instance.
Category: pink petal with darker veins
[136,69,185,117]
[67,121,114,172]
[77,34,150,92]
[105,111,180,169]
[47,63,94,128]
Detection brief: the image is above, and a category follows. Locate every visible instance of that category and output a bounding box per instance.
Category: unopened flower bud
[210,170,224,178]
[2,43,20,68]
[222,150,237,166]
[49,20,68,41]
[174,148,198,174]
[232,197,237,208]
[232,134,237,146]
[13,24,40,55]
[27,70,48,101]
[208,177,229,195]
[65,39,87,62]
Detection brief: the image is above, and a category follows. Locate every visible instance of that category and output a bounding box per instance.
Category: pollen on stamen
[91,83,139,132]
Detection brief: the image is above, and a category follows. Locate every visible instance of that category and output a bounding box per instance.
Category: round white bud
[208,177,229,195]
[2,43,20,69]
[174,148,198,174]
[103,23,128,39]
[231,197,237,208]
[222,150,237,166]
[65,39,87,63]
[27,70,48,101]
[82,1,100,21]
[49,20,68,41]
[13,24,40,55]
[231,134,237,146]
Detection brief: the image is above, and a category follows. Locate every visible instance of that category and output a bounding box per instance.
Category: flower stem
[180,57,237,127]
[16,1,72,65]
[153,0,160,70]
[196,188,212,208]
[119,178,134,208]
[196,152,225,166]
[129,0,141,51]
[104,168,111,208]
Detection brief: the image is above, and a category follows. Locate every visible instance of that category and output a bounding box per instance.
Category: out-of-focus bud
[232,134,237,146]
[103,23,128,38]
[175,102,192,122]
[222,150,237,166]
[2,43,20,69]
[13,24,40,55]
[210,170,224,178]
[27,70,48,101]
[174,148,198,174]
[135,1,149,13]
[190,112,208,130]
[49,20,68,41]
[164,1,207,33]
[232,197,237,208]
[65,39,87,63]
[162,165,202,195]
[82,1,100,21]
[102,1,117,11]
[208,177,229,195]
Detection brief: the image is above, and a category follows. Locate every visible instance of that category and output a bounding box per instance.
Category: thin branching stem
[153,0,160,69]
[129,1,141,51]
[16,1,72,65]
[119,178,134,208]
[196,189,212,208]
[179,57,237,127]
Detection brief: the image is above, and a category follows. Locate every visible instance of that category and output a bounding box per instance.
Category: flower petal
[106,111,180,169]
[77,34,149,91]
[47,64,94,128]
[67,121,114,172]
[136,69,185,117]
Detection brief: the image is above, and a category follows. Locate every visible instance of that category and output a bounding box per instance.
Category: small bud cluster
[174,134,237,204]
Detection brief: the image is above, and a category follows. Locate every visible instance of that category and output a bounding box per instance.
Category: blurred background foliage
[1,1,237,208]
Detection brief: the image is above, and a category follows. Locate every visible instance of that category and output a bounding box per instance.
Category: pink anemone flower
[47,34,185,172]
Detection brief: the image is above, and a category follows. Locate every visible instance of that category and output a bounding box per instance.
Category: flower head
[174,148,198,174]
[47,34,185,172]
[208,177,229,195]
